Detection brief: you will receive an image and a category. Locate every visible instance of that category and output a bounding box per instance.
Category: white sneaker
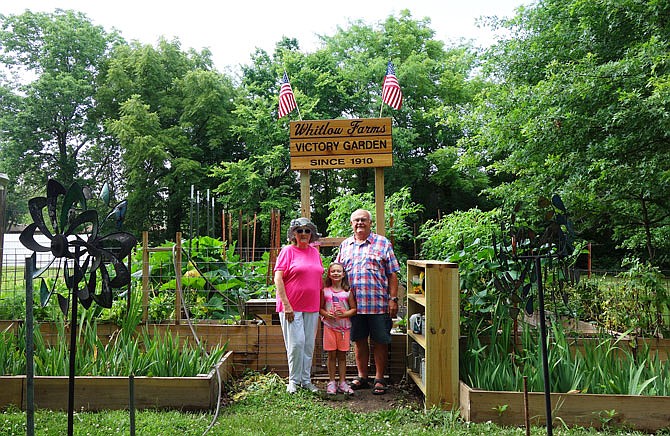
[286,381,298,394]
[301,382,319,393]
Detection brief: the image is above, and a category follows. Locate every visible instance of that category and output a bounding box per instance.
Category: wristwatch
[390,296,399,303]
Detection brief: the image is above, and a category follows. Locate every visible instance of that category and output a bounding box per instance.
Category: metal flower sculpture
[20,179,137,436]
[492,193,578,319]
[492,193,581,435]
[20,179,137,313]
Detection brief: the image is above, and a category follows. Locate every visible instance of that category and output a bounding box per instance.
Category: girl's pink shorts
[323,326,350,352]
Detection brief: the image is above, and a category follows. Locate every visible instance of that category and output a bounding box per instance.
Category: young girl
[319,262,357,395]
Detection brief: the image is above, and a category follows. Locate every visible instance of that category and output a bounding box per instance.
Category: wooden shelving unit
[406,260,460,409]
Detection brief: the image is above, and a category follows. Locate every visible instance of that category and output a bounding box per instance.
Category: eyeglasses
[295,228,311,234]
[352,218,369,223]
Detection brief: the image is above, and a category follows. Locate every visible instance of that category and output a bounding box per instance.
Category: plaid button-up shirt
[336,233,400,315]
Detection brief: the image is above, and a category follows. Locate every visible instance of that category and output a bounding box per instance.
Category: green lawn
[0,373,652,435]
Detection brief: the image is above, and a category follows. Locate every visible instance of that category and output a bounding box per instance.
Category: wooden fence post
[175,233,182,325]
[142,231,149,323]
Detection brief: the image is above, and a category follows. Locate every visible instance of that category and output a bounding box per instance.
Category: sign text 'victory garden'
[289,118,393,170]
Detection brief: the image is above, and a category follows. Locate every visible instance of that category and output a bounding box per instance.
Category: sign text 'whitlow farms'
[289,118,392,170]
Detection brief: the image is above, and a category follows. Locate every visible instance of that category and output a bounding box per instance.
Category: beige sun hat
[287,217,320,243]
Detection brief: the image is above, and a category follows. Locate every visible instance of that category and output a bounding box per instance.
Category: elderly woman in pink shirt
[274,217,324,394]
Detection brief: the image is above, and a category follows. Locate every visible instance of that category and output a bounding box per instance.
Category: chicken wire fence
[0,236,276,324]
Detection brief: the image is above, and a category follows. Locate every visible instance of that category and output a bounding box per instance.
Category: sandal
[350,376,370,390]
[372,378,388,395]
[338,381,354,395]
[326,380,337,395]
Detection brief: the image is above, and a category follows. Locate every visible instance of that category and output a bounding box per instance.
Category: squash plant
[135,236,273,322]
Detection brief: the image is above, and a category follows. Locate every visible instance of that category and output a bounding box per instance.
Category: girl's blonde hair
[324,262,350,291]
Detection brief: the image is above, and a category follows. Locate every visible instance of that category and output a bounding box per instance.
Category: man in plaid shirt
[336,209,399,395]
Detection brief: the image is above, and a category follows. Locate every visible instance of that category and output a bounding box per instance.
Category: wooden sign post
[289,118,392,235]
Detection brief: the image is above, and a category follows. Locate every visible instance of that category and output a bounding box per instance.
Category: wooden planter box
[460,381,670,432]
[1,321,407,381]
[0,351,233,411]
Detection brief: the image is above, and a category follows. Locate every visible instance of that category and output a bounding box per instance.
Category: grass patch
[0,372,654,435]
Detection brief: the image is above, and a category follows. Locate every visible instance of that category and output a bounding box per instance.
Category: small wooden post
[228,212,232,246]
[237,211,243,257]
[300,169,311,218]
[375,167,385,236]
[221,210,226,243]
[587,242,592,279]
[142,231,149,323]
[252,213,257,262]
[245,216,250,262]
[175,232,182,325]
[221,210,227,260]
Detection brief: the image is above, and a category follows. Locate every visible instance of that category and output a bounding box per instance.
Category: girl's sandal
[326,380,338,395]
[350,376,369,390]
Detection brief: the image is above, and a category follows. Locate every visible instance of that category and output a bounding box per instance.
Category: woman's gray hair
[287,217,320,243]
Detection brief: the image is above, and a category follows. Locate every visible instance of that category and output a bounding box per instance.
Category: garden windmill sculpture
[493,194,578,436]
[20,179,137,436]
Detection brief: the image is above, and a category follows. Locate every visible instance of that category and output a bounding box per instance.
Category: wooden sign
[289,118,392,169]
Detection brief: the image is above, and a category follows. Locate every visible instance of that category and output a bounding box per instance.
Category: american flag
[278,72,297,119]
[381,61,402,110]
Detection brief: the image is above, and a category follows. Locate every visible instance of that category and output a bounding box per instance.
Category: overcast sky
[2,0,530,73]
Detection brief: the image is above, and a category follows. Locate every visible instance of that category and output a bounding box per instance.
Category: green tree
[212,41,306,242]
[224,11,487,241]
[106,96,173,232]
[463,0,670,266]
[310,12,488,220]
[99,39,238,239]
[0,10,120,218]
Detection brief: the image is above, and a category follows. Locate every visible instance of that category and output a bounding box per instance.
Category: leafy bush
[569,258,670,337]
[418,208,502,334]
[133,236,273,322]
[326,187,423,245]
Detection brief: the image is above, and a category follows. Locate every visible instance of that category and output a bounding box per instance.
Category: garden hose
[173,244,222,435]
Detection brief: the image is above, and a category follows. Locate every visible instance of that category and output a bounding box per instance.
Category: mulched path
[313,378,423,413]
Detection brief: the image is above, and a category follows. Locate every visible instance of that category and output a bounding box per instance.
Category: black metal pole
[535,256,553,435]
[67,261,79,436]
[25,254,35,436]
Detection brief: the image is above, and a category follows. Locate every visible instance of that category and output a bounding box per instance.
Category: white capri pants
[279,311,319,386]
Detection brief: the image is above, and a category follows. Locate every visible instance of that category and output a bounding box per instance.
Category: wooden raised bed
[0,350,233,411]
[460,381,670,432]
[0,320,407,388]
[458,320,670,431]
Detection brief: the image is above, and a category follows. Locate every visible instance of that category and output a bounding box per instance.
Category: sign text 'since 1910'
[289,118,392,169]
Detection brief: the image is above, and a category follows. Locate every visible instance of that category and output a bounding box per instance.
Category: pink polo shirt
[274,244,324,313]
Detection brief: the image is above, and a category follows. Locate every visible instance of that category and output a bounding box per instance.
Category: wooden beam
[300,169,310,218]
[142,231,149,323]
[375,167,385,236]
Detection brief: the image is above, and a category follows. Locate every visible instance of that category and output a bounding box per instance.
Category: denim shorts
[350,313,392,344]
